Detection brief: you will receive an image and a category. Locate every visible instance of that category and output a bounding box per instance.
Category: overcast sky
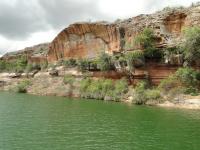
[0,0,199,56]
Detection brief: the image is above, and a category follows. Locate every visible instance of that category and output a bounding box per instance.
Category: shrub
[181,26,200,66]
[15,80,31,93]
[40,61,48,70]
[112,78,129,101]
[15,56,28,73]
[0,60,6,71]
[183,86,199,96]
[133,81,161,104]
[133,81,148,105]
[87,79,104,99]
[175,67,200,87]
[98,53,114,71]
[101,79,114,96]
[63,59,77,68]
[135,28,156,50]
[125,51,145,72]
[63,75,75,85]
[158,75,179,92]
[144,48,163,59]
[145,89,161,100]
[159,67,200,96]
[77,59,90,72]
[79,77,128,101]
[80,78,91,93]
[26,63,41,73]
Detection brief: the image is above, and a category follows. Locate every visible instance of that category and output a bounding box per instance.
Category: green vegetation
[2,26,200,105]
[133,81,161,105]
[0,56,48,73]
[159,67,200,96]
[0,56,28,73]
[134,28,163,60]
[135,28,156,50]
[133,81,148,105]
[80,77,128,101]
[63,59,77,68]
[63,75,75,85]
[125,51,145,72]
[14,80,31,93]
[181,26,200,66]
[77,59,91,72]
[97,53,114,71]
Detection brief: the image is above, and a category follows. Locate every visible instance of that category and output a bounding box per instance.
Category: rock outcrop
[47,22,121,61]
[47,5,200,62]
[2,43,49,64]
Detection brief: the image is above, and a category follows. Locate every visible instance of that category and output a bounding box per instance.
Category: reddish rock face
[47,22,121,62]
[47,5,200,62]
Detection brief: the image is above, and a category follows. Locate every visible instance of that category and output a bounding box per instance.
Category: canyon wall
[2,5,200,84]
[47,5,200,62]
[47,22,121,62]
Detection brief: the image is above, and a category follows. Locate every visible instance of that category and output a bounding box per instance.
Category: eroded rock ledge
[47,5,200,62]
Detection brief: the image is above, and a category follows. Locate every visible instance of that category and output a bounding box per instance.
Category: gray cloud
[0,0,198,40]
[38,0,109,29]
[0,0,48,39]
[0,0,111,40]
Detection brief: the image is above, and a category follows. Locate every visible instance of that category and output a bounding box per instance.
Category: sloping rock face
[47,5,200,62]
[47,22,121,61]
[2,43,49,64]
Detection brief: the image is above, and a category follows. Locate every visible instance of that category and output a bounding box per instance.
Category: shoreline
[1,71,200,110]
[2,89,200,110]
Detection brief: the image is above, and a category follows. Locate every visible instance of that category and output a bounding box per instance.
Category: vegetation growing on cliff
[181,26,200,66]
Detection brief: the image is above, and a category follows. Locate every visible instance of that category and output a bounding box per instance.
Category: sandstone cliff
[47,22,121,61]
[2,5,200,63]
[47,5,200,62]
[2,43,49,64]
[2,4,200,85]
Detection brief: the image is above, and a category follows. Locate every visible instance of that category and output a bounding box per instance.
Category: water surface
[0,92,200,150]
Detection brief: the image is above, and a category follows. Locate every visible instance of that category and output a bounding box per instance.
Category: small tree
[181,26,200,66]
[77,59,90,72]
[125,51,145,72]
[0,60,6,71]
[98,53,114,71]
[15,56,28,73]
[135,28,161,59]
[135,28,156,50]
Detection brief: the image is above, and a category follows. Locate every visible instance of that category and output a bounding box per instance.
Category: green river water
[0,92,200,150]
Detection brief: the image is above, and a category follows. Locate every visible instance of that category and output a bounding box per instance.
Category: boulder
[8,73,21,78]
[49,69,59,77]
